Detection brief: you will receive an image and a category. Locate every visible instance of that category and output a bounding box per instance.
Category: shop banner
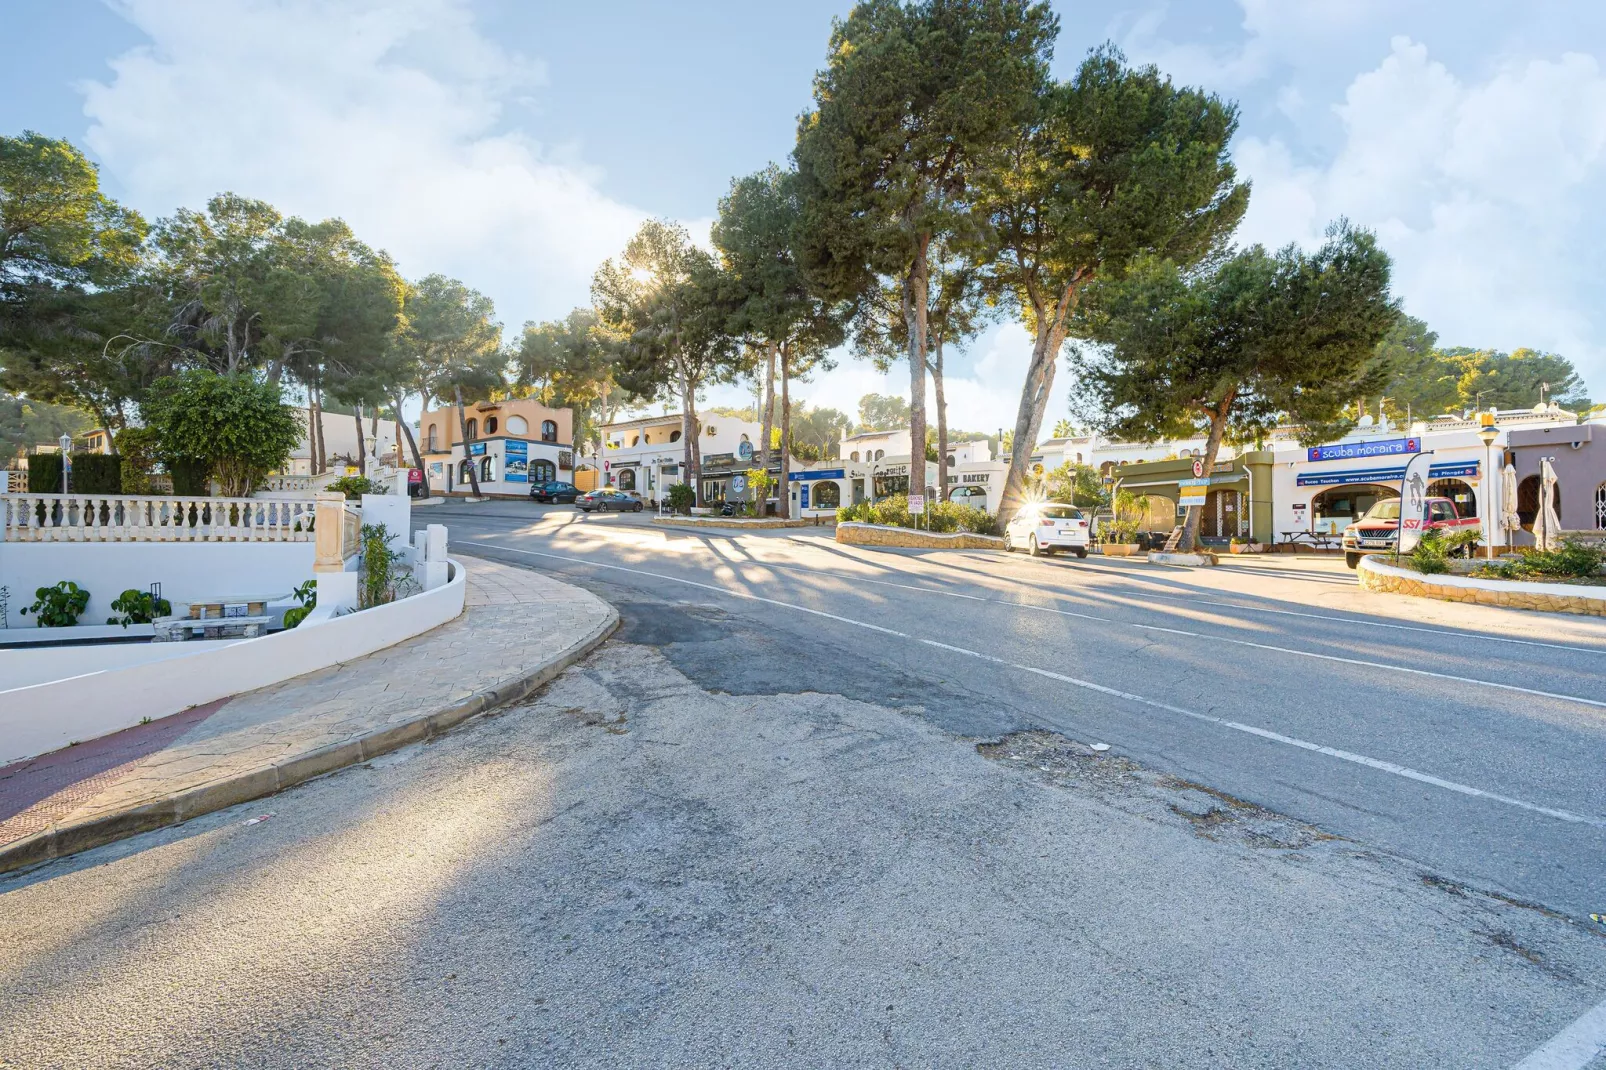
[789,469,845,481]
[1308,437,1420,462]
[504,439,529,482]
[1396,451,1436,553]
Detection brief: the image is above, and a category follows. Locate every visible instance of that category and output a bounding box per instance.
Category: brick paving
[0,555,612,853]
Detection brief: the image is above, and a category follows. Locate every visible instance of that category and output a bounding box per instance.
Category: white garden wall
[0,559,467,764]
[0,541,315,628]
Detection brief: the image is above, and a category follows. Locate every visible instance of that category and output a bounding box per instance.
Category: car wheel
[1345,552,1361,569]
[1075,547,1088,559]
[1003,530,1015,552]
[634,502,643,512]
[1029,535,1044,557]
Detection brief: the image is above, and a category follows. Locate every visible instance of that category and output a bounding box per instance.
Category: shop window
[532,460,556,483]
[506,415,528,435]
[670,430,682,442]
[485,416,498,434]
[465,418,478,441]
[873,472,909,498]
[812,481,841,508]
[480,456,494,483]
[459,459,475,483]
[1427,478,1476,518]
[1310,484,1396,529]
[541,420,558,442]
[617,468,637,491]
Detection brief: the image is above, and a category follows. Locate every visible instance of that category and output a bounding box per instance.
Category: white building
[1267,405,1580,538]
[602,413,807,505]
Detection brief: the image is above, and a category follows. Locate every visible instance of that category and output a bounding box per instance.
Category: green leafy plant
[107,588,171,627]
[22,581,90,627]
[282,579,317,629]
[666,482,695,514]
[142,370,301,497]
[1409,529,1451,575]
[326,474,383,500]
[359,523,397,609]
[1099,490,1145,545]
[835,495,999,536]
[1473,539,1606,581]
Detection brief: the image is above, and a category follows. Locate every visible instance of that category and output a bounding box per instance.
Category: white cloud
[1234,37,1606,394]
[82,0,648,333]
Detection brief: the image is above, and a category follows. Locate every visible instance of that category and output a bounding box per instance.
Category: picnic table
[1279,530,1341,551]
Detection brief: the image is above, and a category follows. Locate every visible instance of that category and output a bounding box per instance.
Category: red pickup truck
[1341,496,1482,568]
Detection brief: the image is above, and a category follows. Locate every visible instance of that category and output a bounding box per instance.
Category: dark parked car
[576,490,643,513]
[529,480,580,503]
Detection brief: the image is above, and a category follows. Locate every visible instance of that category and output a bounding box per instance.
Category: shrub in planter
[666,482,695,514]
[23,581,90,627]
[107,588,172,627]
[327,475,383,500]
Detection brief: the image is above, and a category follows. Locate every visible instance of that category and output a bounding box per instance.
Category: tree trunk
[998,284,1078,525]
[1179,395,1234,552]
[354,405,366,476]
[455,385,483,498]
[370,408,380,465]
[779,344,792,520]
[759,341,776,469]
[313,389,327,475]
[396,392,429,498]
[933,331,949,502]
[903,240,930,506]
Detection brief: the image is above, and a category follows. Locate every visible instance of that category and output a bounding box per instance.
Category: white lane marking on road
[748,558,1606,711]
[1512,993,1606,1070]
[471,541,1606,830]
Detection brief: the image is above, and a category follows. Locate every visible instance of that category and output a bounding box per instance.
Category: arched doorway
[1517,475,1562,530]
[1310,483,1396,531]
[1428,478,1477,518]
[532,460,556,484]
[616,468,637,492]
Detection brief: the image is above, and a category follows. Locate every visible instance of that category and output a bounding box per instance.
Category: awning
[1297,461,1479,487]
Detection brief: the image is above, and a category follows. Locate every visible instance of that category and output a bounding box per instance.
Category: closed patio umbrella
[1501,462,1520,547]
[1534,457,1563,551]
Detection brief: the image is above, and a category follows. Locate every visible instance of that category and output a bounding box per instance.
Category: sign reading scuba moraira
[1307,437,1421,463]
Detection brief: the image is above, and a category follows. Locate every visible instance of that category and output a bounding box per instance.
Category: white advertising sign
[907,494,926,513]
[1396,451,1435,553]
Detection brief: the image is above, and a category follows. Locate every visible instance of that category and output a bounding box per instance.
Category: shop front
[789,467,849,517]
[1283,455,1483,535]
[1507,421,1604,540]
[1113,453,1274,545]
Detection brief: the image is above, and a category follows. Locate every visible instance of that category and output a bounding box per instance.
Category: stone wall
[836,522,1004,550]
[1357,556,1606,617]
[652,516,821,530]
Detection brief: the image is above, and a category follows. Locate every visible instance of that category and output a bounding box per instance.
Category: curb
[0,607,620,877]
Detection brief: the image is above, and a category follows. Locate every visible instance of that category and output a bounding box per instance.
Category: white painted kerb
[0,559,468,764]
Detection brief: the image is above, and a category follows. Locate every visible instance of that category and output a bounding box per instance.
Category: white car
[1004,503,1091,558]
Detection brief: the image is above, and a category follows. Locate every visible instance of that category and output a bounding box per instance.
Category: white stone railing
[2,493,317,543]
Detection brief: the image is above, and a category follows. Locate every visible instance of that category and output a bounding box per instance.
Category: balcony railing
[2,493,316,543]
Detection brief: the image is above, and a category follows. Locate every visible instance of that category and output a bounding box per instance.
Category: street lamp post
[58,433,71,496]
[1478,416,1500,559]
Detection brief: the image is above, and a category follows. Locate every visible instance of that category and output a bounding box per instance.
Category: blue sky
[5,1,1605,429]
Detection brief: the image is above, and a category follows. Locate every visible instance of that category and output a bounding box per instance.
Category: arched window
[541,420,558,442]
[425,424,439,452]
[945,453,956,468]
[812,480,841,508]
[706,425,717,437]
[617,468,637,491]
[1427,478,1476,518]
[465,418,478,441]
[485,416,498,434]
[630,435,639,446]
[480,456,494,483]
[459,459,475,483]
[670,430,682,442]
[506,415,528,436]
[850,451,859,462]
[875,449,885,461]
[1596,481,1606,529]
[532,460,556,483]
[1516,475,1562,530]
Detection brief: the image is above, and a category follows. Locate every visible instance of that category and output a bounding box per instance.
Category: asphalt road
[427,502,1606,921]
[5,500,1606,1068]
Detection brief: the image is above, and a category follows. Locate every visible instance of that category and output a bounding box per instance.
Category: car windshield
[1364,500,1402,521]
[1036,505,1082,520]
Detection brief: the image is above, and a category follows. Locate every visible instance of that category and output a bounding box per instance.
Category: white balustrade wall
[3,494,314,543]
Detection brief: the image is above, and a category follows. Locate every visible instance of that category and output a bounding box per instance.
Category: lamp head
[1478,425,1499,447]
[58,433,71,453]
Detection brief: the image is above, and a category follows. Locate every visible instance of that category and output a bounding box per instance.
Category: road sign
[907,494,926,512]
[1192,459,1204,477]
[1179,491,1207,507]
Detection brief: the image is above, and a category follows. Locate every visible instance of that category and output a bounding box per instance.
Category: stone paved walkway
[0,555,615,865]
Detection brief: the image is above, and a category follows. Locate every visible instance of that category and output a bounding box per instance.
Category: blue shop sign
[1297,461,1478,487]
[789,468,845,481]
[468,441,486,456]
[1307,437,1420,462]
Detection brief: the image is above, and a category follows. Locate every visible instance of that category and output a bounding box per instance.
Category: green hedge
[836,494,1000,536]
[27,453,123,494]
[168,458,212,495]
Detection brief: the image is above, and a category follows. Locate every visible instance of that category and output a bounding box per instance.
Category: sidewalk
[0,555,616,873]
